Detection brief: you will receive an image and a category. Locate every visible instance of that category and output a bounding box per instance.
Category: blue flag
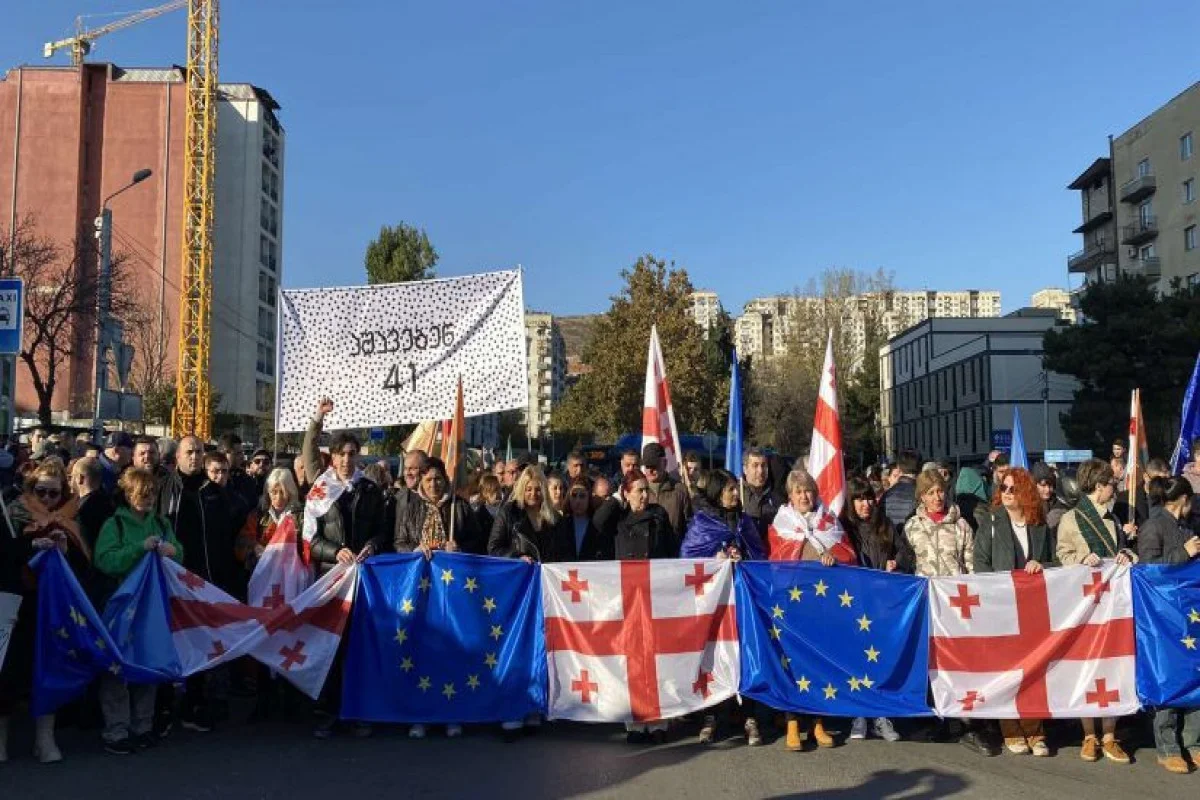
[726,349,743,478]
[1009,407,1029,470]
[736,561,931,717]
[102,553,185,679]
[31,550,169,715]
[1130,561,1200,707]
[342,552,546,723]
[1171,352,1200,474]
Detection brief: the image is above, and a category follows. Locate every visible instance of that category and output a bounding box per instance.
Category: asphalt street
[1,713,1194,799]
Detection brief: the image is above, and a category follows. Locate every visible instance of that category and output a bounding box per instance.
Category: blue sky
[3,1,1198,316]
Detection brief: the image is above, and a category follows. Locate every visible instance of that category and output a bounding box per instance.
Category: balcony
[1067,239,1116,273]
[1128,256,1162,279]
[1120,174,1156,204]
[1121,216,1158,246]
[1072,210,1113,234]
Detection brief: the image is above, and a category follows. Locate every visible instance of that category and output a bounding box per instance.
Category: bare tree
[0,215,135,425]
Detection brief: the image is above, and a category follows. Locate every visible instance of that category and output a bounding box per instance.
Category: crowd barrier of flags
[28,547,1200,724]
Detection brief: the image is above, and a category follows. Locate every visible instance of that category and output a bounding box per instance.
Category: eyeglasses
[252,457,270,465]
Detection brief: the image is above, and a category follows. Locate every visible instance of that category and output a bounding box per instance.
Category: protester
[592,475,612,503]
[1137,476,1200,774]
[474,474,504,535]
[1056,458,1137,764]
[565,451,591,490]
[903,468,987,753]
[953,467,992,534]
[0,459,88,763]
[974,467,1055,757]
[394,457,481,741]
[362,461,393,491]
[246,448,273,498]
[303,397,391,739]
[217,434,259,513]
[597,469,674,744]
[1032,463,1069,537]
[397,457,483,559]
[841,476,909,744]
[546,473,568,515]
[236,467,303,572]
[566,477,609,560]
[742,448,784,537]
[71,456,115,554]
[488,465,571,741]
[98,431,133,495]
[641,443,692,545]
[681,468,764,746]
[682,450,702,489]
[882,449,920,530]
[765,470,854,565]
[93,468,182,755]
[395,449,427,522]
[613,449,640,490]
[501,459,520,499]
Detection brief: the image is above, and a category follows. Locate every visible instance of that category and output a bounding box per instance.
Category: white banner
[277,269,528,432]
[0,591,20,670]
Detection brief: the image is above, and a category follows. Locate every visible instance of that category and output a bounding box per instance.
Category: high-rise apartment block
[1030,288,1078,324]
[0,64,283,434]
[523,311,566,439]
[688,290,722,336]
[734,290,1001,372]
[1068,82,1200,294]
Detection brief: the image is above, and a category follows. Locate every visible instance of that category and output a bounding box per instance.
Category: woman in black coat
[973,467,1056,758]
[566,477,610,561]
[395,458,483,556]
[488,466,575,564]
[592,470,674,562]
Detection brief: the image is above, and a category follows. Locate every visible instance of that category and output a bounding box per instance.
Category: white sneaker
[408,724,427,739]
[849,717,868,740]
[446,724,463,738]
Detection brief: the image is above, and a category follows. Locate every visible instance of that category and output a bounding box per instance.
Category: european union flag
[342,552,546,723]
[736,561,931,717]
[1131,561,1200,707]
[31,551,169,715]
[102,553,184,679]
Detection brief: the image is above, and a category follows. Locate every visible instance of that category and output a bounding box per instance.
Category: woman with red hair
[973,467,1057,757]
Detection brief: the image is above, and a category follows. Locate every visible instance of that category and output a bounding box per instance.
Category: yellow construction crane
[43,2,187,65]
[172,0,219,440]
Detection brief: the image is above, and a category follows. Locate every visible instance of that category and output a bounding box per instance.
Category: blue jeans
[1153,708,1200,757]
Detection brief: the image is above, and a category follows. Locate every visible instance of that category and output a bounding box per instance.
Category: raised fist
[316,397,334,418]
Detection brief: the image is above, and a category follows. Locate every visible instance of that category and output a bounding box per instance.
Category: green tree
[554,255,727,440]
[364,223,438,285]
[1043,276,1200,456]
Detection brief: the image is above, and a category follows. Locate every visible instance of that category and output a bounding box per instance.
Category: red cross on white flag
[641,325,684,478]
[928,563,1137,719]
[249,514,313,612]
[541,560,739,723]
[806,331,845,516]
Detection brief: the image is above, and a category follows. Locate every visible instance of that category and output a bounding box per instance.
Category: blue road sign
[0,278,24,356]
[990,429,1012,450]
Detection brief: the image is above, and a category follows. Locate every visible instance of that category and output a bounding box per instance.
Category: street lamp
[93,168,154,439]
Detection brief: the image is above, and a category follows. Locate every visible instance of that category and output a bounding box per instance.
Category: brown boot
[785,719,804,751]
[1157,755,1192,774]
[1080,735,1100,762]
[812,718,835,748]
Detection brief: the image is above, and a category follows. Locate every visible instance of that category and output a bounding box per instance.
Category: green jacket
[94,506,184,579]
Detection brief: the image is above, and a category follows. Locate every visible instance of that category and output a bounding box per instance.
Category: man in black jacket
[742,448,784,537]
[218,433,260,514]
[303,397,391,739]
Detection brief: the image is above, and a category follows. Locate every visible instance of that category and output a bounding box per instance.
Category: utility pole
[1041,371,1050,455]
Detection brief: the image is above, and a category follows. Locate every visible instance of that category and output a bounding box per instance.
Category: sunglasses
[34,487,62,499]
[569,491,588,499]
[1000,484,1016,494]
[253,457,270,464]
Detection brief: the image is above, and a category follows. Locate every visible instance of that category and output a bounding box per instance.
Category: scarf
[1074,495,1118,557]
[20,493,88,562]
[420,493,451,549]
[680,510,766,560]
[770,503,845,554]
[301,466,365,543]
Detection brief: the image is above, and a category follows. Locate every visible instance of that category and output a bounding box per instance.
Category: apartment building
[688,290,722,337]
[1067,82,1200,293]
[522,311,566,439]
[1030,288,1078,324]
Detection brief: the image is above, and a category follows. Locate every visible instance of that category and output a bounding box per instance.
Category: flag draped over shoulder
[248,514,313,611]
[1130,561,1200,707]
[341,553,546,723]
[736,561,931,717]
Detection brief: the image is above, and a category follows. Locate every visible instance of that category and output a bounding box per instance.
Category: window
[1190,274,1200,288]
[256,343,275,375]
[1137,158,1151,177]
[1187,225,1197,251]
[1139,244,1156,261]
[1138,198,1153,225]
[258,308,275,339]
[1183,132,1194,161]
[1186,179,1196,205]
[258,271,276,305]
[255,380,273,413]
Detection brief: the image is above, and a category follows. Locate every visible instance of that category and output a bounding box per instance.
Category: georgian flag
[806,331,845,516]
[929,563,1138,718]
[248,513,313,612]
[641,325,685,478]
[302,466,364,544]
[542,560,739,722]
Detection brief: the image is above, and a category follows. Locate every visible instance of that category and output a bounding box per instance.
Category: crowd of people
[2,402,1200,776]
